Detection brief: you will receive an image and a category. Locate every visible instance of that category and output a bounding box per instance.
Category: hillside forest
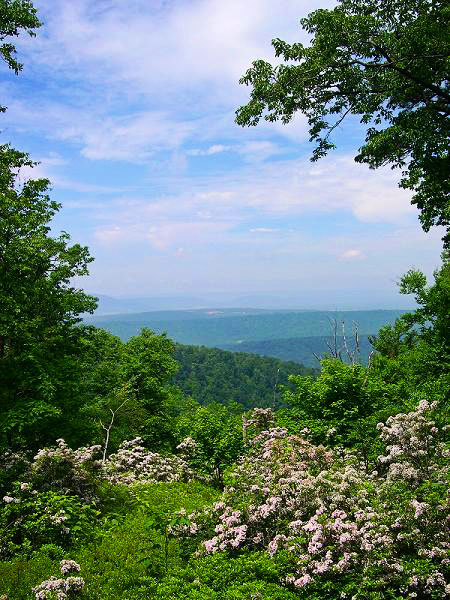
[85,308,408,368]
[0,1,449,599]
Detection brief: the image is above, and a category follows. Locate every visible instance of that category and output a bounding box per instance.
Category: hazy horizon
[87,291,417,315]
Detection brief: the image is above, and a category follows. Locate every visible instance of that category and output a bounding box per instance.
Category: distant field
[85,309,408,365]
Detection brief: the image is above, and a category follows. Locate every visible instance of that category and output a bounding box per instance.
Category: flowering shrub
[0,436,201,558]
[31,439,102,501]
[1,436,197,499]
[377,400,449,483]
[172,401,450,599]
[0,486,99,558]
[32,559,84,599]
[243,408,276,441]
[102,437,196,485]
[176,436,199,458]
[0,449,31,497]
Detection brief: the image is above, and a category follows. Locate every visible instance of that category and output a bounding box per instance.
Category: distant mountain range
[85,308,409,368]
[86,294,209,315]
[87,293,417,315]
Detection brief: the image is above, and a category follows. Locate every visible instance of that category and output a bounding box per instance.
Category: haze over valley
[85,304,409,367]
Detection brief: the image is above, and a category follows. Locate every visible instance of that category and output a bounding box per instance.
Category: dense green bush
[151,552,300,599]
[0,488,99,558]
[0,482,219,599]
[175,404,244,486]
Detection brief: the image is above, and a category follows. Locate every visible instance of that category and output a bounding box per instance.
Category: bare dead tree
[326,317,342,360]
[321,318,371,369]
[342,320,362,366]
[242,414,248,447]
[312,350,322,365]
[362,351,375,387]
[354,321,360,355]
[100,396,129,465]
[342,320,353,364]
[272,367,280,405]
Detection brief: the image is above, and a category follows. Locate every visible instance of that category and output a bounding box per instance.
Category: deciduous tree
[0,147,97,449]
[236,0,450,245]
[0,0,41,110]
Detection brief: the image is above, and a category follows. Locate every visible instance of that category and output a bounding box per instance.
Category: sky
[1,0,445,309]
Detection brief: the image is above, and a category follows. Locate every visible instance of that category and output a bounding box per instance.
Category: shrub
[30,440,102,501]
[0,450,31,498]
[32,560,84,599]
[0,487,99,558]
[151,551,299,599]
[103,437,196,485]
[173,401,450,599]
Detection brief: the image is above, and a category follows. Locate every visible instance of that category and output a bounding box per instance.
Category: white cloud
[17,152,127,194]
[7,0,319,161]
[75,112,195,162]
[84,153,420,253]
[206,145,229,155]
[187,144,231,156]
[6,0,444,299]
[340,248,365,260]
[250,227,279,233]
[94,220,232,251]
[94,226,124,245]
[28,0,330,105]
[237,141,282,162]
[187,140,281,162]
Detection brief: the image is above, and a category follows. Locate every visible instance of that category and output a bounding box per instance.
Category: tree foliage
[78,327,182,452]
[173,344,315,410]
[0,147,97,450]
[236,0,450,245]
[176,403,244,486]
[280,358,399,461]
[0,0,41,110]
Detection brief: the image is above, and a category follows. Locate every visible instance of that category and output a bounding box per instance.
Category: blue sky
[1,0,444,308]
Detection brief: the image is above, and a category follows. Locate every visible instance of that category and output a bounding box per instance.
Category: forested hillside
[172,344,316,409]
[220,335,374,367]
[0,1,449,599]
[86,309,408,349]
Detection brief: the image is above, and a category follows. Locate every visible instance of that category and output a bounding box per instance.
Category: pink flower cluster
[175,403,449,598]
[32,560,84,599]
[2,436,199,496]
[0,449,30,475]
[243,408,276,433]
[377,400,449,482]
[103,437,196,485]
[59,561,81,576]
[31,439,103,501]
[0,483,75,547]
[176,437,199,458]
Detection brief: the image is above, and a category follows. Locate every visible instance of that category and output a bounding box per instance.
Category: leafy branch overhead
[0,0,41,111]
[236,0,450,246]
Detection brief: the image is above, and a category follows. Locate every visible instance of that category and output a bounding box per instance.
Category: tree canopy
[236,0,450,246]
[0,0,41,110]
[0,146,98,449]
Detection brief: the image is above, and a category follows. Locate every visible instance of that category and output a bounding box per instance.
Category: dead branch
[100,397,129,464]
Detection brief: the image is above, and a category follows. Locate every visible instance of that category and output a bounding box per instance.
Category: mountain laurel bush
[171,402,449,599]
